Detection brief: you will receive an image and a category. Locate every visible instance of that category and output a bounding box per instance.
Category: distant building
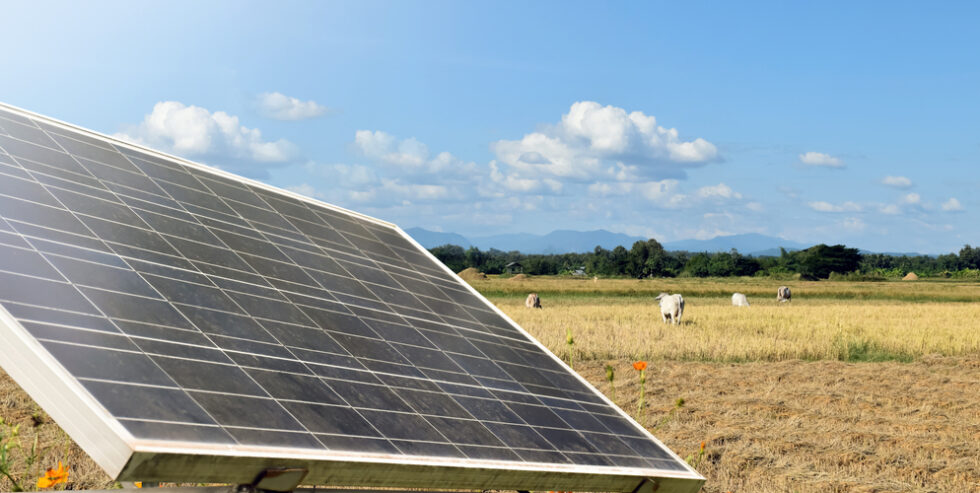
[505,262,523,274]
[572,267,587,276]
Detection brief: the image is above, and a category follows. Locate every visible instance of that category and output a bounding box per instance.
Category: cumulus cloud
[808,201,862,213]
[882,175,912,188]
[305,130,489,207]
[354,130,429,167]
[585,180,745,211]
[842,217,866,231]
[587,181,634,197]
[351,130,479,180]
[879,204,901,215]
[901,193,921,205]
[941,197,964,211]
[489,161,563,194]
[640,180,687,207]
[491,101,719,182]
[256,92,329,120]
[115,101,296,175]
[696,183,742,200]
[799,152,843,168]
[286,183,318,198]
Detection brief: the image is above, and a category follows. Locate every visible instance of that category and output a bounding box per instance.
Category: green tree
[960,244,980,269]
[794,244,862,279]
[683,253,712,277]
[429,244,466,272]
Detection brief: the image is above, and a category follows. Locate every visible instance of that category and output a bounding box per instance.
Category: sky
[1,1,978,254]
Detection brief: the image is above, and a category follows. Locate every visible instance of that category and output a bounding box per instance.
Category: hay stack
[903,272,919,281]
[457,267,487,280]
[508,273,529,281]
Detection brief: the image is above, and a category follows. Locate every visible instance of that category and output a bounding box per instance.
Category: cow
[732,293,750,307]
[525,293,542,309]
[655,292,684,325]
[777,286,792,303]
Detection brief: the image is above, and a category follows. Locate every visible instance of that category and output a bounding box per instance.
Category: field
[1,277,978,492]
[491,277,980,492]
[488,278,980,363]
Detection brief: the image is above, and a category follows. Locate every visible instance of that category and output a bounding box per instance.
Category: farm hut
[903,272,919,281]
[505,261,524,274]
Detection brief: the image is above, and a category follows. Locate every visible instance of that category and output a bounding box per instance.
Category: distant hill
[404,228,938,256]
[470,229,647,254]
[405,228,645,253]
[405,228,812,255]
[403,228,471,248]
[663,233,811,256]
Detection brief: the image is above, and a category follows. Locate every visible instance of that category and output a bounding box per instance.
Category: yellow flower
[36,462,68,488]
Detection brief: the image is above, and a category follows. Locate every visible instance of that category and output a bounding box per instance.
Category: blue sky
[2,1,977,254]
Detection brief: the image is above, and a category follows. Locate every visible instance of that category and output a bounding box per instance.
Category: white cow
[777,286,792,303]
[731,292,750,307]
[525,292,542,309]
[655,292,685,325]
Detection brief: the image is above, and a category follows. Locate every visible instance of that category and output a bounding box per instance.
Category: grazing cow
[655,292,685,325]
[777,286,792,303]
[525,292,542,309]
[731,293,750,307]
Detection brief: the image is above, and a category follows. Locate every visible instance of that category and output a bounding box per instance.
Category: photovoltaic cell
[0,103,703,492]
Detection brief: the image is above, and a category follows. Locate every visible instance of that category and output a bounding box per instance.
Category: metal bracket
[236,468,309,493]
[631,478,660,493]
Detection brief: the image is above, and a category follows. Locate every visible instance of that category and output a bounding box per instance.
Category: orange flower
[700,441,706,451]
[36,461,69,488]
[633,361,647,371]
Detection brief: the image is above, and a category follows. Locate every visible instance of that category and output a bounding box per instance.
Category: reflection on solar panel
[0,103,703,493]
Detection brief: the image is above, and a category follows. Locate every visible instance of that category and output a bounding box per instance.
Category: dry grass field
[1,276,978,492]
[489,276,980,492]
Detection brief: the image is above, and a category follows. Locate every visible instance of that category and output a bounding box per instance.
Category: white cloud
[351,130,479,181]
[799,152,844,168]
[257,92,329,120]
[587,181,634,197]
[901,193,921,205]
[115,101,296,174]
[286,183,318,198]
[842,217,866,231]
[941,197,964,211]
[640,180,686,207]
[304,161,377,187]
[491,101,719,182]
[882,175,912,188]
[354,130,429,167]
[808,201,862,213]
[746,202,764,212]
[378,179,451,201]
[696,183,742,200]
[490,162,563,194]
[879,204,901,215]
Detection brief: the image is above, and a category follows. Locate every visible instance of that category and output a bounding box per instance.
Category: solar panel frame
[0,102,704,493]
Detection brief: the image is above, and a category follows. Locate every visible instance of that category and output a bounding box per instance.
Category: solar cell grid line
[0,102,704,493]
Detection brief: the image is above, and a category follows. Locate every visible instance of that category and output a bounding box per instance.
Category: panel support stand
[631,478,660,493]
[236,468,309,493]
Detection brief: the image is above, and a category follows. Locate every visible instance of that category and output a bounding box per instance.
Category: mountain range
[405,228,814,256]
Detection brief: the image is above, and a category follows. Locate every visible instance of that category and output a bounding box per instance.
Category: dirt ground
[2,357,979,493]
[583,357,980,493]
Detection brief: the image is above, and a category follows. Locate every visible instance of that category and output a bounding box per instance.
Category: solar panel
[0,102,704,493]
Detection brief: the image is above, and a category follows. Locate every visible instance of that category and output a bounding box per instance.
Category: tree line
[428,240,980,280]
